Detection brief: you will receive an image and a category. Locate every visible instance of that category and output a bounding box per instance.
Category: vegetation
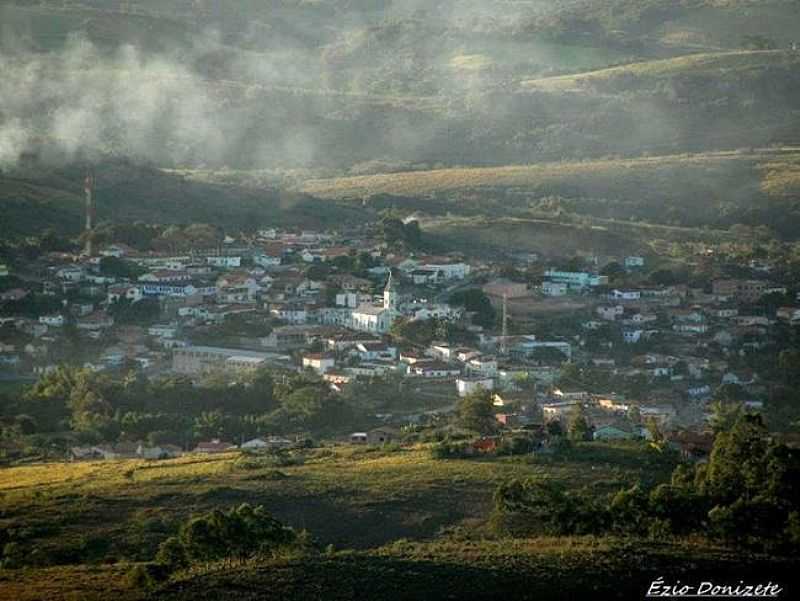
[494,414,800,552]
[1,367,358,458]
[456,387,496,436]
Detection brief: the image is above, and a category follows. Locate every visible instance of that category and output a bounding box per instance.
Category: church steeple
[383,269,398,311]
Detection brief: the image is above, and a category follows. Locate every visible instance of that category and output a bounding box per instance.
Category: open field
[153,538,800,601]
[0,444,669,550]
[5,441,795,600]
[0,442,673,568]
[422,215,733,258]
[301,148,800,201]
[522,50,800,91]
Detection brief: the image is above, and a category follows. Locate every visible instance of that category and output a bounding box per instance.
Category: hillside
[300,149,800,237]
[0,160,368,240]
[0,444,796,601]
[522,50,800,91]
[3,2,800,172]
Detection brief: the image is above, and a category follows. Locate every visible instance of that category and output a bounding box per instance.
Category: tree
[649,269,678,286]
[448,289,496,329]
[704,414,771,503]
[20,367,78,430]
[108,298,161,325]
[99,256,143,279]
[557,362,582,388]
[193,410,226,440]
[714,383,747,403]
[567,404,590,441]
[546,420,563,438]
[708,399,745,434]
[644,416,664,445]
[457,386,496,435]
[778,350,800,387]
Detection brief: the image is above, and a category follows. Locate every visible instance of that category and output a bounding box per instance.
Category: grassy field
[0,444,666,550]
[521,50,800,91]
[0,441,689,599]
[4,535,796,601]
[300,148,799,201]
[4,441,793,601]
[421,215,736,258]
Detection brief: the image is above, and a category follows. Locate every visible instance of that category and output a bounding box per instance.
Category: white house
[541,400,582,421]
[207,256,242,268]
[623,330,643,344]
[609,289,641,301]
[107,285,143,304]
[139,270,192,283]
[39,314,65,327]
[417,261,470,280]
[254,253,282,268]
[241,438,270,451]
[354,341,397,361]
[597,305,624,321]
[466,355,498,377]
[56,266,85,282]
[456,377,494,397]
[624,256,645,269]
[410,362,461,378]
[544,270,607,291]
[302,353,336,374]
[148,324,178,339]
[542,281,568,297]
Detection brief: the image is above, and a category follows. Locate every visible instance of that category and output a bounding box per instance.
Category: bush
[497,436,536,456]
[128,563,170,590]
[430,439,471,459]
[155,503,301,570]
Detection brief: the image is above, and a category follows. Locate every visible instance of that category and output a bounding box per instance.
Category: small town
[3,3,800,597]
[2,216,798,463]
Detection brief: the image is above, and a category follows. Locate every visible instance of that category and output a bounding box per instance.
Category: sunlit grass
[522,50,800,91]
[300,149,800,200]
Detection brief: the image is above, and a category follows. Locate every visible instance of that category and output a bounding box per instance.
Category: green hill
[0,160,367,240]
[522,50,800,91]
[300,149,800,237]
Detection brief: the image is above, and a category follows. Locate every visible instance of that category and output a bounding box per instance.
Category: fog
[0,1,797,172]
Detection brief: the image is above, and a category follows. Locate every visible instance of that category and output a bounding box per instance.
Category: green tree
[704,414,770,503]
[457,386,496,435]
[708,399,745,434]
[448,289,496,329]
[99,256,143,279]
[567,404,590,441]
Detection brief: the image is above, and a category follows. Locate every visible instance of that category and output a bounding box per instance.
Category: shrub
[155,503,301,571]
[430,439,471,459]
[128,563,170,590]
[497,436,535,456]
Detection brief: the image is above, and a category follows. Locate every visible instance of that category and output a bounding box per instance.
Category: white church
[348,270,400,334]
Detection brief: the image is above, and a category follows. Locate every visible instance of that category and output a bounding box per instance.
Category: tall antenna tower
[84,171,96,256]
[500,293,508,356]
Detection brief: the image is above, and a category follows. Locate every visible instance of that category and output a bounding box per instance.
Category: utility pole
[84,171,96,257]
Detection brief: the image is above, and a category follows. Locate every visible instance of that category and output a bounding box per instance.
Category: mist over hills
[1,0,800,238]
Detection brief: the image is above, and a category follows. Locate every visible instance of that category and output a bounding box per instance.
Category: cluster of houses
[2,225,799,459]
